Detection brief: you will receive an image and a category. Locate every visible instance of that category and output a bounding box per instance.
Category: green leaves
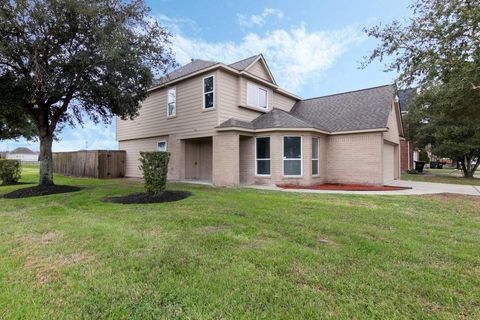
[0,0,176,185]
[0,159,22,185]
[365,0,480,177]
[139,151,170,194]
[364,0,480,89]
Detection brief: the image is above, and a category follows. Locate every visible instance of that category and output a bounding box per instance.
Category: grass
[1,166,479,319]
[402,167,480,186]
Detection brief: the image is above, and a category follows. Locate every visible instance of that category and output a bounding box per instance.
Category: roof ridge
[301,84,393,102]
[229,54,261,66]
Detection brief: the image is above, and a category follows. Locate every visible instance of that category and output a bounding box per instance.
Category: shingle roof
[218,109,321,130]
[291,85,395,132]
[218,85,395,133]
[153,55,264,87]
[228,54,261,71]
[251,108,318,129]
[10,147,37,154]
[398,88,416,112]
[217,118,255,130]
[154,59,219,86]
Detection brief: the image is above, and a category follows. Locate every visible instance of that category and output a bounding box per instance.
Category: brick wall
[327,133,383,185]
[212,133,240,186]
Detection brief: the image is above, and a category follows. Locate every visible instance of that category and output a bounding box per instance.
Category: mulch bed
[0,182,33,186]
[102,191,192,204]
[1,185,83,199]
[277,183,411,191]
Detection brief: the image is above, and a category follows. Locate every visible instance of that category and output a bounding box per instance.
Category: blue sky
[1,0,411,152]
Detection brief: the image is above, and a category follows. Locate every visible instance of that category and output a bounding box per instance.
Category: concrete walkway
[246,180,480,196]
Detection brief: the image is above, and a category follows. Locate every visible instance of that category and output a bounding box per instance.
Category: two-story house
[116,54,403,186]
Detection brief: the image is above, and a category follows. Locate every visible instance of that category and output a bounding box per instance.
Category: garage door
[383,143,395,183]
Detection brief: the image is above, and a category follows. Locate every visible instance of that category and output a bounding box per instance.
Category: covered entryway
[184,137,212,182]
[383,142,396,183]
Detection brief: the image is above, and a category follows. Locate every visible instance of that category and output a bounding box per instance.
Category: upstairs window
[203,75,214,109]
[247,82,268,109]
[167,87,176,117]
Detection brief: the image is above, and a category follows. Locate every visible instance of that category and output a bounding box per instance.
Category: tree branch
[50,90,74,132]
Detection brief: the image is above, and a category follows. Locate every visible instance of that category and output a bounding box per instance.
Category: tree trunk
[39,135,54,186]
[460,155,479,178]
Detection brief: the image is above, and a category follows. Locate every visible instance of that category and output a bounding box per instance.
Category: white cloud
[237,8,284,28]
[156,14,199,34]
[53,120,117,152]
[172,25,363,93]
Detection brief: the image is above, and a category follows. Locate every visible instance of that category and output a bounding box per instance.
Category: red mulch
[277,183,411,191]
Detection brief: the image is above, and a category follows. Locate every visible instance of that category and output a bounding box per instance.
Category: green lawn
[402,167,480,186]
[1,167,479,319]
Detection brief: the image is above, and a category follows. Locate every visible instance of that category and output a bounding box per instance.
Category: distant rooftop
[10,147,38,154]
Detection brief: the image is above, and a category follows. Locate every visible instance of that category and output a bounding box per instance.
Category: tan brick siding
[212,133,240,186]
[327,133,383,185]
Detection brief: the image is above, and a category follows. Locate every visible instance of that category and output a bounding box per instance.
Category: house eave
[147,63,301,100]
[215,126,388,135]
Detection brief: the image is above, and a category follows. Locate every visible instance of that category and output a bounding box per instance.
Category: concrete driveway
[248,180,480,196]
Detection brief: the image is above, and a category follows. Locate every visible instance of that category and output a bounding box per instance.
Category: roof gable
[229,54,276,84]
[245,56,276,84]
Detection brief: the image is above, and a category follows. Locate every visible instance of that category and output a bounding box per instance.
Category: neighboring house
[117,54,404,186]
[6,147,39,162]
[398,88,419,171]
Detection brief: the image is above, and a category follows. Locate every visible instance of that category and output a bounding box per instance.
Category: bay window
[255,137,270,175]
[312,138,319,176]
[283,136,302,176]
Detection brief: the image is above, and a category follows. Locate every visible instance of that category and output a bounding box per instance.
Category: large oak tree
[0,0,175,185]
[364,0,480,177]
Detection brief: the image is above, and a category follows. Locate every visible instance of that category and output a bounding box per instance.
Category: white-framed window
[283,136,302,176]
[157,140,167,152]
[167,87,176,117]
[203,75,214,109]
[312,137,319,176]
[247,82,268,109]
[255,137,270,176]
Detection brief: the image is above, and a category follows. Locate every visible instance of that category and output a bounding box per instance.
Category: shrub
[139,151,170,194]
[0,159,22,185]
[419,149,430,163]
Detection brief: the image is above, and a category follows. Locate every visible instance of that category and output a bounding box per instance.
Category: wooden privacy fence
[53,150,126,179]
